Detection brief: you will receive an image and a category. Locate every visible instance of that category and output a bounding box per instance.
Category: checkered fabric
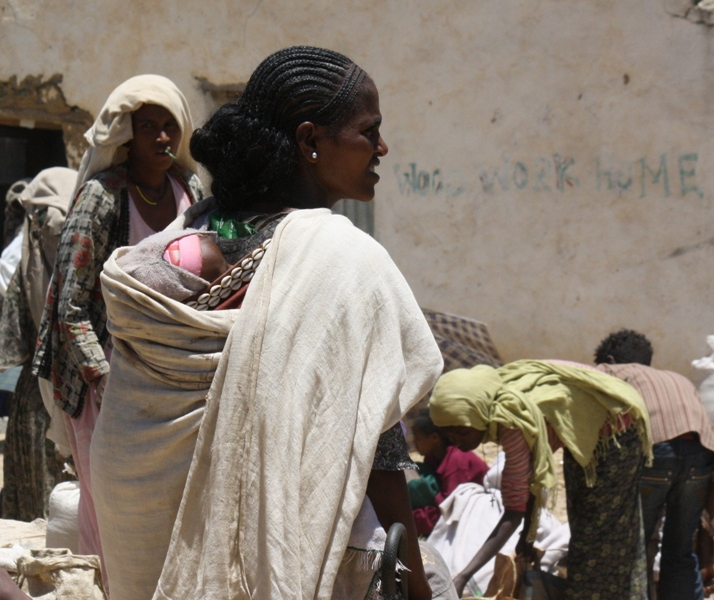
[422,309,503,372]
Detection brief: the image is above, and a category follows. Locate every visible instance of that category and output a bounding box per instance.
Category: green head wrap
[428,363,557,541]
[429,365,502,439]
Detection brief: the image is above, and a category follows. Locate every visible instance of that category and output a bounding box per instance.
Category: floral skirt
[563,426,647,600]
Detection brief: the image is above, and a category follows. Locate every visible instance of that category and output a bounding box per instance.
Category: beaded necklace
[133,177,169,206]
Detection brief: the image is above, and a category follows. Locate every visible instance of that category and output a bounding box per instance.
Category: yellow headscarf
[429,360,652,540]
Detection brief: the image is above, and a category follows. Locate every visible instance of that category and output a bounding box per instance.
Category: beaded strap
[187,238,272,311]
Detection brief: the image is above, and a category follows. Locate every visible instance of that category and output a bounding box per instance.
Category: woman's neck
[127,160,170,190]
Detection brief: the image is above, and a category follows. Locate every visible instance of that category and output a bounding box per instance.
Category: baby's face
[200,238,229,282]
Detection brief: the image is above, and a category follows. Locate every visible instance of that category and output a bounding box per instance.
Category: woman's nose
[157,130,170,143]
[376,135,388,157]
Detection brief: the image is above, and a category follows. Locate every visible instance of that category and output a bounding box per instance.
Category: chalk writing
[394,164,464,197]
[395,153,704,199]
[679,154,704,199]
[468,152,703,199]
[478,155,578,194]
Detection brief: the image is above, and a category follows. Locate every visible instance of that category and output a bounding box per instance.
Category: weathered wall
[2,0,713,374]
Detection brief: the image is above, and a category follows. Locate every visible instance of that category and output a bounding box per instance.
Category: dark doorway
[0,124,67,247]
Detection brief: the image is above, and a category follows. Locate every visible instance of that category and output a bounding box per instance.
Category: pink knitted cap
[163,234,203,277]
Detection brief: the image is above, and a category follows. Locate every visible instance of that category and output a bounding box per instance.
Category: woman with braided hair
[92,47,445,600]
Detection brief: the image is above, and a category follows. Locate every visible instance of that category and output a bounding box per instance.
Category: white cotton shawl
[153,208,443,600]
[91,238,240,600]
[75,74,197,196]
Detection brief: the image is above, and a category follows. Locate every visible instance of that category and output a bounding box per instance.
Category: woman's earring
[311,152,318,159]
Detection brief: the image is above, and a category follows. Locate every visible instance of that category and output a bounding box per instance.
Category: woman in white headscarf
[32,75,203,568]
[0,167,76,521]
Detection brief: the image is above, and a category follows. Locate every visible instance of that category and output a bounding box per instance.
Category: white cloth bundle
[152,208,443,600]
[428,483,569,595]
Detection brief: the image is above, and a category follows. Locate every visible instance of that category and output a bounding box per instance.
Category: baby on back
[116,229,228,304]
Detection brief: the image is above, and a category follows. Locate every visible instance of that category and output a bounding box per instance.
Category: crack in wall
[667,236,714,258]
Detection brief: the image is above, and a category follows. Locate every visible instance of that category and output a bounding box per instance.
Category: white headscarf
[74,74,198,196]
[18,166,78,327]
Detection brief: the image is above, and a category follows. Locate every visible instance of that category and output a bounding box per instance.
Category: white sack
[45,482,80,553]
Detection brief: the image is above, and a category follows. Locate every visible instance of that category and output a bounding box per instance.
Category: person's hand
[453,571,469,597]
[95,373,109,405]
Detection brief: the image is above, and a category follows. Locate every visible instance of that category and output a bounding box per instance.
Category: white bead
[221,276,232,288]
[219,287,232,299]
[252,249,264,260]
[242,271,254,282]
[197,293,210,304]
[241,258,253,270]
[209,285,222,297]
[230,278,243,291]
[187,301,198,309]
[231,266,242,278]
[208,296,221,307]
[263,239,272,248]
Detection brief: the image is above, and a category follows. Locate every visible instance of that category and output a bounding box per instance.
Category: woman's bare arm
[452,510,525,597]
[366,469,431,600]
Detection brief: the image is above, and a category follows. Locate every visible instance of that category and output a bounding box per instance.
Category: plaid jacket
[32,163,203,416]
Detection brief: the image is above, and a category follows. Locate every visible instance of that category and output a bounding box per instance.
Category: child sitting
[409,409,488,536]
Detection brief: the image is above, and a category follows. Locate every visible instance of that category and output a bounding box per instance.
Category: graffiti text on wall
[395,153,704,199]
[394,164,465,197]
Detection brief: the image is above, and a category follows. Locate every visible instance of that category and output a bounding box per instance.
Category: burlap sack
[16,548,106,600]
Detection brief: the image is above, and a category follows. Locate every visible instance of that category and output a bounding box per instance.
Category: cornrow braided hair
[190,46,368,210]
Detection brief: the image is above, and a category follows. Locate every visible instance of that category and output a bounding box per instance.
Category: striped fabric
[597,363,714,449]
[499,424,563,512]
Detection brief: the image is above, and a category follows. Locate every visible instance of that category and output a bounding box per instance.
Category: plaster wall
[1,0,713,374]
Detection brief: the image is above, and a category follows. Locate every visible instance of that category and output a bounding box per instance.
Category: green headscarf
[429,365,557,540]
